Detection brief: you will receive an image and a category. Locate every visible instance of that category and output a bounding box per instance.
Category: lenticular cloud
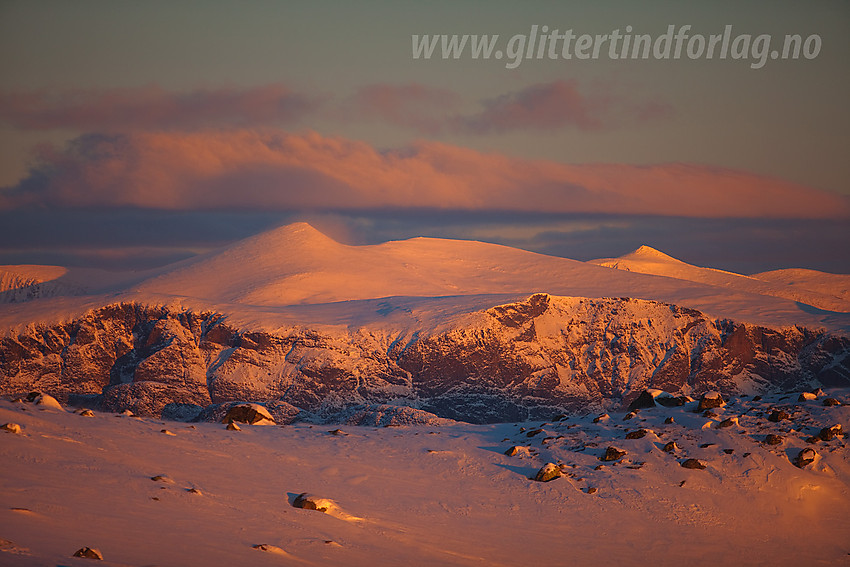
[2,129,847,219]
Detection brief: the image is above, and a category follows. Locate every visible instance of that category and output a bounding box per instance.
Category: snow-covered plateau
[1,222,849,564]
[1,390,848,566]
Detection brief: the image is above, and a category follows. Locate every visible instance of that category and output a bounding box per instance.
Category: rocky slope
[2,295,848,423]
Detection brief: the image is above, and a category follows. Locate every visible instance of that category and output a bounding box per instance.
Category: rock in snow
[818,424,843,441]
[680,459,707,470]
[220,403,275,425]
[534,463,563,482]
[625,429,649,439]
[292,493,338,513]
[697,392,725,412]
[793,448,818,468]
[768,410,791,423]
[600,447,627,462]
[627,390,657,411]
[505,445,532,457]
[1,422,22,434]
[72,547,103,560]
[197,400,298,425]
[341,404,452,427]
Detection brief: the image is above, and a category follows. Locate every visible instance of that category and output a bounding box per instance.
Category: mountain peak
[626,245,680,262]
[225,222,343,253]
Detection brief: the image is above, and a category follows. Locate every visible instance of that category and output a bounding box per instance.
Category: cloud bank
[0,85,317,131]
[2,129,846,218]
[1,81,667,136]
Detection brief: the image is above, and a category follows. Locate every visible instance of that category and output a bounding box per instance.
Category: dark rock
[103,382,208,419]
[600,446,627,461]
[717,417,738,429]
[526,428,544,437]
[656,395,689,407]
[593,414,609,423]
[161,403,203,422]
[587,487,598,494]
[823,398,842,407]
[623,411,638,421]
[681,459,706,470]
[196,400,299,425]
[806,436,820,444]
[628,390,657,411]
[221,403,275,425]
[534,463,563,482]
[73,547,103,560]
[753,395,762,401]
[341,404,449,427]
[768,409,790,423]
[504,445,530,457]
[664,417,675,424]
[763,434,783,445]
[663,441,679,452]
[150,475,174,484]
[723,449,734,454]
[1,422,22,434]
[818,424,843,441]
[793,448,817,468]
[292,493,337,513]
[702,410,719,418]
[697,392,725,412]
[226,422,241,431]
[625,429,648,440]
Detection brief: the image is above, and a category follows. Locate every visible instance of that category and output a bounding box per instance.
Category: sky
[0,0,848,274]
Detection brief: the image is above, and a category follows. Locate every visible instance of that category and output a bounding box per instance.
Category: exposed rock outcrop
[2,296,849,423]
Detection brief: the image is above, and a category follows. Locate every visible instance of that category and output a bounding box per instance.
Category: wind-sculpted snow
[0,266,85,304]
[1,296,848,423]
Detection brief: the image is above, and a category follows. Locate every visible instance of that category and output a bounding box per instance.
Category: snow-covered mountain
[1,223,849,423]
[3,222,850,565]
[590,245,850,313]
[0,265,84,304]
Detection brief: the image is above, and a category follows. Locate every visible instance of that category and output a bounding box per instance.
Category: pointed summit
[625,245,681,263]
[220,222,344,257]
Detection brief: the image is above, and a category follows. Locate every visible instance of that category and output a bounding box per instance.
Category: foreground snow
[1,392,848,566]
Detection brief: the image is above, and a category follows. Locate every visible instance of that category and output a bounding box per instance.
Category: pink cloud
[0,81,668,136]
[462,80,602,133]
[2,130,846,219]
[0,85,317,131]
[345,83,460,134]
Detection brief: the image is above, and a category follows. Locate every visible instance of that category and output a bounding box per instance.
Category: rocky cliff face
[1,295,848,422]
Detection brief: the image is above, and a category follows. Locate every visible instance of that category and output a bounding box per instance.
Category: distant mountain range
[1,223,848,422]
